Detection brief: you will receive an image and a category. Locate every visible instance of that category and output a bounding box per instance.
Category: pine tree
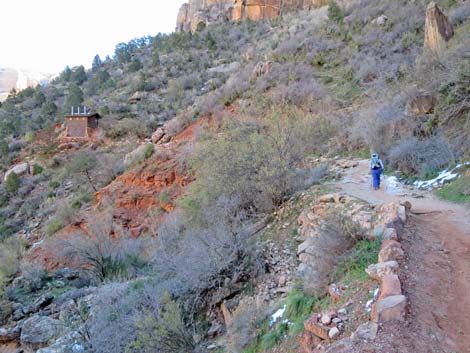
[72,66,87,85]
[92,54,103,70]
[65,83,84,108]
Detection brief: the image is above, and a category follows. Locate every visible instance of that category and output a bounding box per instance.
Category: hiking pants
[372,168,382,189]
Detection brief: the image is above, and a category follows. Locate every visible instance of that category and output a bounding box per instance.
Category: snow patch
[413,162,470,190]
[270,305,287,326]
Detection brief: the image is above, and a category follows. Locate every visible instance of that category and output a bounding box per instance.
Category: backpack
[371,157,381,169]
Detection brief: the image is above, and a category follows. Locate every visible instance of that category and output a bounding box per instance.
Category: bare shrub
[154,196,256,298]
[58,214,150,282]
[350,98,414,156]
[87,280,194,353]
[225,297,269,352]
[0,237,24,293]
[389,136,454,176]
[20,262,48,292]
[300,210,363,293]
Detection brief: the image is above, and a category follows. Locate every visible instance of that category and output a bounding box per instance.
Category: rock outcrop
[424,2,454,53]
[4,162,29,181]
[176,0,329,32]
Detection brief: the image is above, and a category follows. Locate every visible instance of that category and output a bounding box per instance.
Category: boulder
[297,331,322,353]
[424,2,454,52]
[351,321,378,341]
[400,200,412,210]
[371,15,388,26]
[328,283,343,303]
[328,327,340,339]
[378,240,405,263]
[4,162,29,181]
[0,325,21,343]
[252,61,273,78]
[20,315,64,346]
[379,274,402,299]
[407,95,437,116]
[304,315,330,340]
[151,128,166,144]
[319,194,336,203]
[365,261,399,281]
[30,294,54,313]
[123,143,153,168]
[208,62,240,74]
[220,301,233,326]
[278,275,287,287]
[382,227,398,241]
[397,205,407,223]
[371,295,407,323]
[36,331,85,353]
[336,160,358,169]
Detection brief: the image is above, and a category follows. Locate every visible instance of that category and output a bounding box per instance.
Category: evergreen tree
[128,58,143,73]
[72,66,87,85]
[41,101,58,116]
[61,66,72,82]
[92,54,103,70]
[65,83,84,108]
[151,50,160,67]
[34,90,46,106]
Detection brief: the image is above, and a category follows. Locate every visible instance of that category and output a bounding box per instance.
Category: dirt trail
[336,160,470,353]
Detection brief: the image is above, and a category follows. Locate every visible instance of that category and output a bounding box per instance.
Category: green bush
[182,106,330,222]
[46,218,64,235]
[260,323,288,350]
[128,59,143,73]
[331,240,381,282]
[285,289,316,322]
[32,164,43,175]
[0,237,24,294]
[4,172,20,194]
[435,171,470,204]
[328,1,344,23]
[49,180,60,189]
[127,292,194,353]
[24,131,35,142]
[144,144,154,159]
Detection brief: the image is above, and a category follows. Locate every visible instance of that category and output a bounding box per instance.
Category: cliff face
[176,0,329,32]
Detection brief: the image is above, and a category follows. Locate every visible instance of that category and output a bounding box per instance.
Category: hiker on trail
[371,153,384,190]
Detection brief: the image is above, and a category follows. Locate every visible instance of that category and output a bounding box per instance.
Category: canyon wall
[176,0,329,32]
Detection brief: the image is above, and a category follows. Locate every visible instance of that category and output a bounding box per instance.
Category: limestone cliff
[176,0,329,32]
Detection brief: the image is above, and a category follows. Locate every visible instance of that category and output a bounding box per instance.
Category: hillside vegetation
[0,0,468,352]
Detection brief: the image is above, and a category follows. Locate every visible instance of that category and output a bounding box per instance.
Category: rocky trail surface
[335,160,470,353]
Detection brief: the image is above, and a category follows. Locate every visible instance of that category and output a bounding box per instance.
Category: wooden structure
[64,106,100,138]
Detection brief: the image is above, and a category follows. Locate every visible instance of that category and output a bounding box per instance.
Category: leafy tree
[4,172,20,194]
[65,83,84,108]
[92,54,103,70]
[65,152,98,191]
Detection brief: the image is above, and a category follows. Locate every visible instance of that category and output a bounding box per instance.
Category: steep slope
[0,1,469,352]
